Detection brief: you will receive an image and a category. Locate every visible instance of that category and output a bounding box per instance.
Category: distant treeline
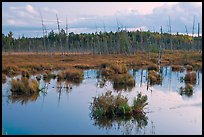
[2,29,202,54]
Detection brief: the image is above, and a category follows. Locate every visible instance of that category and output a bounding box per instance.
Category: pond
[2,66,202,135]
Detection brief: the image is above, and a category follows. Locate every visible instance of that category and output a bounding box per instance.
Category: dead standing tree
[40,11,46,52]
[191,16,195,51]
[66,16,69,54]
[158,26,163,73]
[56,14,63,54]
[168,16,173,51]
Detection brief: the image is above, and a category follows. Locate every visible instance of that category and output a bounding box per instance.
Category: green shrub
[132,93,148,114]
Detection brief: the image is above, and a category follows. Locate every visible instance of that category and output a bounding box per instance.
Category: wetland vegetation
[2,17,202,135]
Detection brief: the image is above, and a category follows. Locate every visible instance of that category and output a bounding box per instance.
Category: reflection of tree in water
[56,78,83,107]
[90,112,148,135]
[7,91,40,105]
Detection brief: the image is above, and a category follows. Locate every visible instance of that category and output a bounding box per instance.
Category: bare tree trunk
[56,14,62,54]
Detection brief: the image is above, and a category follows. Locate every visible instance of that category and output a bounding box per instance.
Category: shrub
[132,93,148,114]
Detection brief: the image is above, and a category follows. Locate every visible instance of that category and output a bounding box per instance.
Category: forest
[2,28,202,54]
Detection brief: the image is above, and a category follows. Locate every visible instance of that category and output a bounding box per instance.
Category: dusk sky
[2,2,202,38]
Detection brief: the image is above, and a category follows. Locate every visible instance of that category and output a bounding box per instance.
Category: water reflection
[2,66,202,135]
[90,112,148,135]
[96,70,135,92]
[113,83,134,92]
[179,84,194,97]
[7,91,40,105]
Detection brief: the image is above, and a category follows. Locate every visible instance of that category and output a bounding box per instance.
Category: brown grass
[186,65,193,71]
[21,69,30,78]
[101,63,128,76]
[2,73,6,84]
[112,74,135,91]
[11,77,39,95]
[57,68,84,81]
[171,65,184,72]
[148,70,162,85]
[2,51,202,76]
[184,72,196,85]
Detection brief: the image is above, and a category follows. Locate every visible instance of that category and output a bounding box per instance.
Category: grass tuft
[11,77,39,95]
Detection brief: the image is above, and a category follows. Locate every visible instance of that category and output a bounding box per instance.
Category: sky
[2,2,202,38]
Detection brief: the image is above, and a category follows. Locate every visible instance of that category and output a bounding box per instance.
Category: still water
[2,66,202,135]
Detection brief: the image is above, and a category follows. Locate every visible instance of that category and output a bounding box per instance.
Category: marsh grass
[2,51,201,77]
[147,63,158,71]
[11,77,39,95]
[99,63,135,91]
[2,73,6,84]
[43,70,57,82]
[92,112,148,131]
[184,72,196,85]
[171,65,184,72]
[186,65,193,71]
[148,70,162,85]
[112,74,135,91]
[2,65,19,76]
[57,68,84,83]
[8,91,40,105]
[21,69,30,78]
[179,84,193,97]
[90,91,148,119]
[191,62,202,71]
[101,63,128,76]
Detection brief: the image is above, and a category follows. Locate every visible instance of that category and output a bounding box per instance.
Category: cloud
[3,2,202,37]
[25,4,38,15]
[42,7,58,14]
[7,19,27,26]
